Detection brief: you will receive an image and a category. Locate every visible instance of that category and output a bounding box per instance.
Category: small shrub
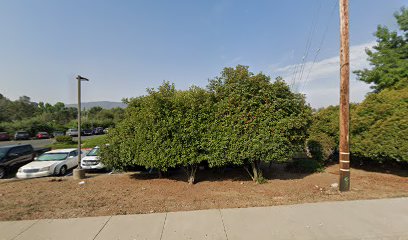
[55,135,73,143]
[285,158,324,173]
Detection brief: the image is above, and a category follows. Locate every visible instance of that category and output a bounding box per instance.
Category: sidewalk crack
[219,209,229,240]
[92,215,112,240]
[11,219,39,240]
[159,213,168,240]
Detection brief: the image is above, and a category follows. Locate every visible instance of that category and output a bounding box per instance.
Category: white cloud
[272,41,376,108]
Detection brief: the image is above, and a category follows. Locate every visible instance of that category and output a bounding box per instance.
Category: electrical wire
[300,0,338,92]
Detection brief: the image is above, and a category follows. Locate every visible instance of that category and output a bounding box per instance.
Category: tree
[351,87,408,162]
[354,8,408,92]
[101,82,214,184]
[207,66,312,182]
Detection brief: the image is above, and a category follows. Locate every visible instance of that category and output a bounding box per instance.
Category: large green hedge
[101,66,312,183]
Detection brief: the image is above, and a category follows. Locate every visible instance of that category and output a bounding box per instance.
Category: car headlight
[40,166,51,171]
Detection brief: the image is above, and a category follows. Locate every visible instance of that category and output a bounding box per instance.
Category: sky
[0,0,406,108]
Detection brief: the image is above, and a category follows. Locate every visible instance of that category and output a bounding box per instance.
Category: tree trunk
[187,165,197,185]
[188,175,195,185]
[251,161,258,182]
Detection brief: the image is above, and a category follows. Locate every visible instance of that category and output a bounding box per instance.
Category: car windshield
[37,153,68,161]
[87,148,100,156]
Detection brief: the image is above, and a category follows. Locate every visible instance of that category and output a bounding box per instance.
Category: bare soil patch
[0,164,407,221]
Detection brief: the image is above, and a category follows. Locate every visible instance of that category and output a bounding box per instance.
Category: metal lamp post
[73,75,89,180]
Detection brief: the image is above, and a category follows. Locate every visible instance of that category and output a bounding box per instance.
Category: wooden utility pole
[339,0,350,191]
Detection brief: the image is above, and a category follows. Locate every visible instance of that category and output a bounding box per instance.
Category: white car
[16,148,84,179]
[81,146,105,170]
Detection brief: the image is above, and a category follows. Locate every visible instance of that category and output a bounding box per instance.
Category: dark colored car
[0,132,10,141]
[0,144,35,178]
[93,127,105,135]
[36,132,50,139]
[14,131,30,140]
[82,129,93,136]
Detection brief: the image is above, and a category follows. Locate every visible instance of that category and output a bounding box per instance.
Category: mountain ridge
[66,101,126,109]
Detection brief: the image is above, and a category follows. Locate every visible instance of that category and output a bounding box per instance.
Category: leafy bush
[207,66,312,183]
[55,135,73,143]
[101,66,312,184]
[351,87,408,163]
[285,158,324,173]
[307,132,336,162]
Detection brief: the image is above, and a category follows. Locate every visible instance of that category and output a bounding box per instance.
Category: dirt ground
[0,164,407,221]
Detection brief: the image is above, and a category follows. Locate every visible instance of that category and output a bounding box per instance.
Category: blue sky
[0,0,406,108]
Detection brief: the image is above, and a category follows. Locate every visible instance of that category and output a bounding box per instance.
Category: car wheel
[0,167,5,179]
[59,165,67,176]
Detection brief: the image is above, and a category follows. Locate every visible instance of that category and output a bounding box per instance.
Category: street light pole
[73,75,89,180]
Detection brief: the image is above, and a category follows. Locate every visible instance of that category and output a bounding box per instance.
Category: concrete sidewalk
[2,198,408,240]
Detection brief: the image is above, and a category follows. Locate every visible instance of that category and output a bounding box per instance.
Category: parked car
[52,131,65,138]
[93,127,105,135]
[36,132,50,139]
[81,146,105,170]
[16,148,85,179]
[0,132,10,141]
[14,131,30,140]
[66,129,79,137]
[82,129,93,136]
[0,144,39,178]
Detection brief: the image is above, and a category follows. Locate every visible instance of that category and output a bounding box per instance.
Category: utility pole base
[339,171,350,191]
[73,169,86,179]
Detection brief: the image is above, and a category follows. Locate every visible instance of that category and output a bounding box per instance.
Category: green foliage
[309,106,339,145]
[55,136,73,143]
[309,87,408,163]
[285,158,324,173]
[102,66,312,183]
[0,117,54,136]
[354,8,408,92]
[49,142,77,149]
[307,132,336,162]
[351,87,408,162]
[82,135,107,149]
[0,92,123,136]
[101,82,214,183]
[207,66,312,181]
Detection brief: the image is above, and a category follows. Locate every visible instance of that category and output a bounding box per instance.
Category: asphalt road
[0,135,99,148]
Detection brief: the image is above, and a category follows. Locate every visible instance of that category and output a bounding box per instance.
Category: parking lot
[0,135,98,148]
[0,135,102,180]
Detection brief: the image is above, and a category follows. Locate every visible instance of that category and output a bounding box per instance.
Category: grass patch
[82,135,107,148]
[47,135,107,150]
[47,142,77,149]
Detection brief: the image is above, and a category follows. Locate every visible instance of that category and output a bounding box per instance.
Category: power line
[291,0,321,91]
[301,0,338,92]
[298,0,322,86]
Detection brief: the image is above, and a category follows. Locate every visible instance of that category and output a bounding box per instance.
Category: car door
[20,145,34,164]
[7,147,25,167]
[67,150,78,168]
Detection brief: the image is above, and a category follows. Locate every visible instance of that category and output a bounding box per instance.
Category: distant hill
[67,101,127,110]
